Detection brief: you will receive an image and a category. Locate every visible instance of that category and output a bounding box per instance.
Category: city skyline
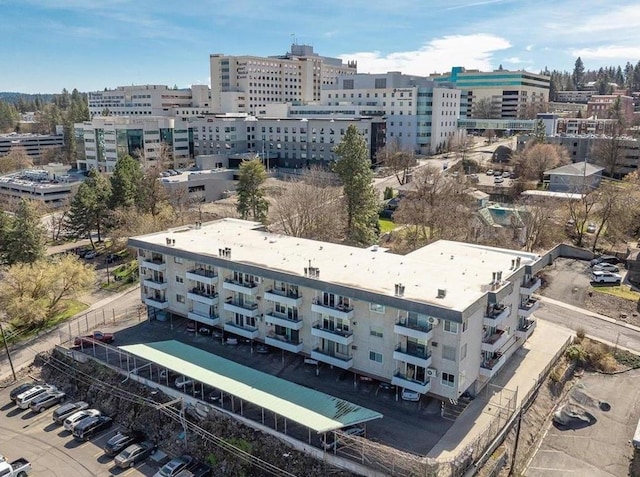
[2,0,640,94]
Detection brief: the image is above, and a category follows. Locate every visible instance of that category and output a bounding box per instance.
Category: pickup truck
[73,331,114,347]
[0,457,32,476]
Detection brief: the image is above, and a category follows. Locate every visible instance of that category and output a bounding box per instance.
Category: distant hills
[0,92,56,104]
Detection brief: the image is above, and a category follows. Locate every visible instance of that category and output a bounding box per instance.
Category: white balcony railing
[311,323,353,346]
[311,348,353,369]
[143,278,168,291]
[144,296,169,309]
[517,298,540,318]
[311,299,354,320]
[223,321,259,339]
[391,373,431,394]
[187,289,219,306]
[264,288,303,307]
[264,311,304,330]
[265,335,304,353]
[187,310,221,327]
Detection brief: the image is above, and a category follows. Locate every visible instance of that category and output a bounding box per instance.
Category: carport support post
[274,412,277,431]
[261,408,265,424]
[284,418,287,434]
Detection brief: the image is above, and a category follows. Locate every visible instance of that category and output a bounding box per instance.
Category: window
[370,326,383,338]
[461,343,467,361]
[442,345,456,361]
[375,78,387,89]
[369,351,383,363]
[369,303,385,313]
[176,294,185,303]
[174,257,183,264]
[462,320,468,332]
[175,276,183,283]
[441,372,455,387]
[444,320,458,334]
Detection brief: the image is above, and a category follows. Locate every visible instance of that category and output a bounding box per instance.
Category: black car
[104,430,145,457]
[9,383,37,402]
[52,401,89,424]
[73,415,113,441]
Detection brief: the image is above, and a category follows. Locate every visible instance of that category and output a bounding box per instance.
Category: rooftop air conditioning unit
[427,317,439,325]
[426,368,438,378]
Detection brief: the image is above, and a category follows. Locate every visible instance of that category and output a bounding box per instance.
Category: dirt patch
[584,290,640,326]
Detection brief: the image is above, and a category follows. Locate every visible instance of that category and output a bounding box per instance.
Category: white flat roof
[132,219,539,312]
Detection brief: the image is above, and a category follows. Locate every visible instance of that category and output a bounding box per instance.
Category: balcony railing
[518,298,539,318]
[483,329,506,345]
[391,372,431,394]
[393,345,432,368]
[189,268,217,279]
[264,310,304,330]
[521,277,541,295]
[480,352,507,378]
[481,329,510,353]
[190,288,218,299]
[264,288,303,307]
[224,277,258,288]
[144,296,169,309]
[265,288,300,300]
[265,334,304,353]
[483,304,510,326]
[143,278,168,290]
[223,297,260,317]
[187,310,220,327]
[311,322,353,345]
[141,257,166,271]
[225,297,258,310]
[394,319,434,341]
[311,348,353,369]
[223,321,259,339]
[186,268,218,285]
[223,277,259,295]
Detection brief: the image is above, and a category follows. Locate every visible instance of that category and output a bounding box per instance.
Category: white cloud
[525,44,534,52]
[339,34,511,76]
[571,45,640,60]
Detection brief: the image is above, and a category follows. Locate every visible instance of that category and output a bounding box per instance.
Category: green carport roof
[120,340,383,433]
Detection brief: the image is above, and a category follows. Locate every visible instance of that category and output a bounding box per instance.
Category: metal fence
[57,305,146,346]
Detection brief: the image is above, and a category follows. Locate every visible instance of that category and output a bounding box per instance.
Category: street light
[0,321,17,381]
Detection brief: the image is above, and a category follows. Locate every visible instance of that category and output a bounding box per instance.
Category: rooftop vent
[165,238,176,246]
[218,247,231,259]
[394,283,405,297]
[437,288,447,299]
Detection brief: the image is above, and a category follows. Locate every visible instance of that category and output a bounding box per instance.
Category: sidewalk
[537,295,640,332]
[427,319,573,460]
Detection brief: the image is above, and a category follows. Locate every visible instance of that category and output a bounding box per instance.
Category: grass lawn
[379,218,397,233]
[591,284,640,301]
[101,259,139,292]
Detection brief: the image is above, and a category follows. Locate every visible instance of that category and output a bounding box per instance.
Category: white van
[590,271,622,284]
[633,418,640,449]
[16,385,55,409]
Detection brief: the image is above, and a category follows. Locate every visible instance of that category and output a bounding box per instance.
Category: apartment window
[442,345,457,361]
[176,294,185,303]
[175,276,184,284]
[369,303,385,314]
[370,326,384,338]
[369,351,383,363]
[461,343,467,361]
[444,321,458,334]
[441,372,455,387]
[462,320,468,332]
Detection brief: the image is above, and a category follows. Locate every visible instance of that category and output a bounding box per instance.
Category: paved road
[536,299,640,353]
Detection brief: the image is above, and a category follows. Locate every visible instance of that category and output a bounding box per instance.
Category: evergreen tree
[333,125,380,245]
[236,158,269,223]
[4,199,46,265]
[110,154,143,209]
[65,170,112,245]
[573,57,585,89]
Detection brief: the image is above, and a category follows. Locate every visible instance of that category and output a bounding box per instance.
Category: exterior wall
[547,172,601,193]
[555,90,595,103]
[161,170,236,203]
[0,133,64,158]
[586,95,634,123]
[131,231,539,401]
[555,118,618,136]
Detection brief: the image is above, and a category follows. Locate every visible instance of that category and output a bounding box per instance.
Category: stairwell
[441,395,473,421]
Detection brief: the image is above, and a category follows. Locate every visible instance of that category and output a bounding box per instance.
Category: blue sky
[2,0,640,94]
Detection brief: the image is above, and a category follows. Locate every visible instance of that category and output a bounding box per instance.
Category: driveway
[539,258,593,307]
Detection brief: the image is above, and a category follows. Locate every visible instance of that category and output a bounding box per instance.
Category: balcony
[391,372,431,394]
[265,335,304,353]
[187,288,219,306]
[394,319,434,341]
[223,297,260,317]
[311,348,353,369]
[264,310,304,330]
[264,288,303,307]
[144,296,169,309]
[521,277,541,295]
[143,278,168,291]
[140,257,166,272]
[311,299,354,320]
[186,268,218,286]
[311,323,354,346]
[483,305,510,327]
[222,278,259,295]
[224,321,259,340]
[187,310,221,327]
[393,345,432,369]
[518,298,540,318]
[515,319,537,340]
[480,352,507,378]
[481,329,510,353]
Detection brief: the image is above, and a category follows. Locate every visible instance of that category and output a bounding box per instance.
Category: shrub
[565,344,586,364]
[575,327,586,341]
[383,187,394,200]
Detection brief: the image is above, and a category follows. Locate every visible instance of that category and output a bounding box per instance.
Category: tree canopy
[236,158,269,223]
[0,199,46,265]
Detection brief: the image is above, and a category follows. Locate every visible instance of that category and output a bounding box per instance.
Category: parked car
[74,331,114,347]
[377,382,396,393]
[401,388,421,402]
[63,409,101,432]
[592,263,619,273]
[321,426,365,451]
[186,321,197,332]
[153,455,193,477]
[493,170,502,176]
[586,223,597,233]
[176,462,212,477]
[83,250,99,260]
[73,415,113,441]
[114,441,158,468]
[502,171,510,178]
[9,383,38,402]
[590,271,622,284]
[485,169,494,176]
[590,255,620,266]
[175,376,194,389]
[494,176,504,184]
[0,457,31,477]
[105,253,123,264]
[16,385,56,409]
[104,430,146,457]
[29,389,66,413]
[53,401,89,424]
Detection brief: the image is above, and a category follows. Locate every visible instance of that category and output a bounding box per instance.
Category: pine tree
[110,155,143,209]
[65,170,112,245]
[4,199,46,265]
[573,57,585,89]
[333,125,380,245]
[236,159,269,223]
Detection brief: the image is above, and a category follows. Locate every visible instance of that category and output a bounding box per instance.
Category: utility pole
[0,321,17,381]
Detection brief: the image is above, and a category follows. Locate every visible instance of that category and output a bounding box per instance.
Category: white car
[63,409,101,432]
[592,263,619,273]
[401,389,421,402]
[590,271,622,284]
[16,385,56,409]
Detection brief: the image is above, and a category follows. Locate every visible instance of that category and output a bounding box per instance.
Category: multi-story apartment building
[430,67,550,120]
[554,90,595,104]
[129,219,543,400]
[0,132,64,158]
[87,84,212,118]
[74,117,191,172]
[321,72,461,154]
[586,94,634,124]
[209,44,357,115]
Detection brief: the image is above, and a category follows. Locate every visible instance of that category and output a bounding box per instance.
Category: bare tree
[46,202,70,242]
[0,147,33,174]
[472,97,497,119]
[519,101,549,120]
[483,129,497,144]
[567,190,598,247]
[513,143,570,183]
[591,136,625,178]
[375,139,416,186]
[272,168,344,241]
[589,181,638,252]
[517,195,563,252]
[451,130,475,162]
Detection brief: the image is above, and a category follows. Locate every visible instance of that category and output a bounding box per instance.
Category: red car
[74,331,114,347]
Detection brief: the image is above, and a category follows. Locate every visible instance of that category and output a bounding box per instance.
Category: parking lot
[0,382,165,476]
[526,369,640,476]
[89,316,451,456]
